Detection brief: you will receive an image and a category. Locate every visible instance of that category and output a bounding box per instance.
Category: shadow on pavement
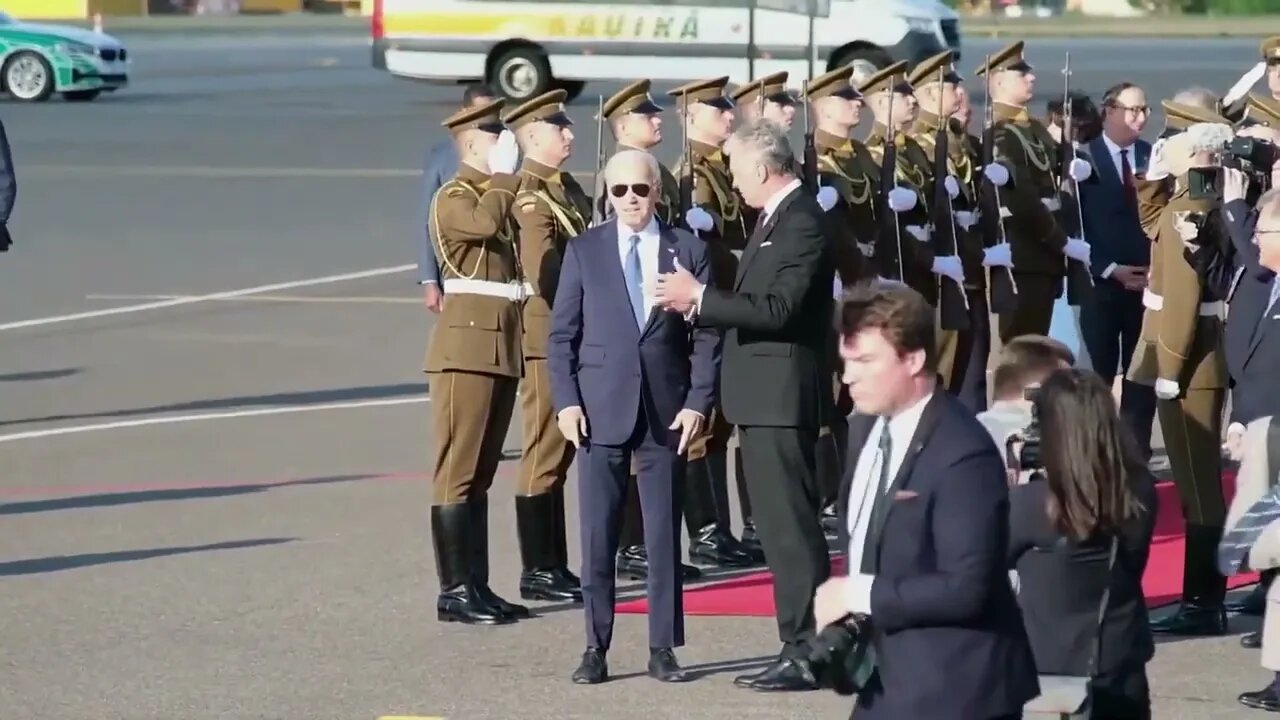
[0,474,378,515]
[0,368,81,382]
[0,537,297,577]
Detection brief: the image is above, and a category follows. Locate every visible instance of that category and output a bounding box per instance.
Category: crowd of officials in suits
[417,33,1280,717]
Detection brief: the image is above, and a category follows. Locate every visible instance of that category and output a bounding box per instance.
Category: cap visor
[702,95,735,111]
[631,97,664,115]
[892,82,915,95]
[543,112,574,127]
[833,86,862,100]
[476,121,505,134]
[943,71,962,84]
[1007,61,1032,73]
[768,91,797,105]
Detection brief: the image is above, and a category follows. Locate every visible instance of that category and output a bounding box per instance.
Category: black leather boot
[1228,569,1275,616]
[431,504,513,625]
[1151,524,1227,635]
[468,497,529,620]
[551,484,583,590]
[516,492,583,602]
[617,475,649,579]
[686,455,755,568]
[734,447,766,563]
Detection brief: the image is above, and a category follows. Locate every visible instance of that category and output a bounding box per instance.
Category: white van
[370,0,962,102]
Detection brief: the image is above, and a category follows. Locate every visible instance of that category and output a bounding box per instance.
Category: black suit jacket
[838,390,1039,720]
[1223,198,1280,426]
[698,183,834,429]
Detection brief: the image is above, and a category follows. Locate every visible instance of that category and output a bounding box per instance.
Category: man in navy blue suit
[1078,81,1157,460]
[547,149,721,686]
[817,283,1038,719]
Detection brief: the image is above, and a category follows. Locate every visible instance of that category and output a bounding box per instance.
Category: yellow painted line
[85,293,421,305]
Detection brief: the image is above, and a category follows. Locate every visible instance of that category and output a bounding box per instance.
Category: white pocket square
[760,241,773,247]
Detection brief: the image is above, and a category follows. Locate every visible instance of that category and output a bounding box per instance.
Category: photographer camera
[976,334,1075,482]
[1008,368,1158,720]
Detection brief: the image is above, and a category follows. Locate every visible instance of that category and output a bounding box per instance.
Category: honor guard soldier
[909,50,991,412]
[1136,99,1225,243]
[599,79,703,583]
[425,100,528,625]
[977,41,1089,344]
[1243,92,1280,128]
[859,61,966,309]
[1221,35,1280,123]
[805,65,875,532]
[1127,117,1235,636]
[666,76,757,568]
[731,70,798,131]
[505,89,591,603]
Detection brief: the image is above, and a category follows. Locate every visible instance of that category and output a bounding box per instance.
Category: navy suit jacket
[547,219,722,447]
[1223,198,1280,426]
[838,389,1039,719]
[1078,136,1151,278]
[417,139,456,285]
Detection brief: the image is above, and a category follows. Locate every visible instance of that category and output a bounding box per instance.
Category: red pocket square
[893,490,919,501]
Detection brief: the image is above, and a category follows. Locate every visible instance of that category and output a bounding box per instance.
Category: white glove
[1224,61,1267,107]
[817,185,839,212]
[1064,237,1091,264]
[1040,197,1061,212]
[1224,422,1247,461]
[1147,137,1169,181]
[685,206,714,233]
[943,175,960,199]
[983,242,1013,268]
[953,209,978,230]
[887,186,917,213]
[983,163,1010,187]
[1154,378,1180,400]
[904,224,930,243]
[486,129,520,174]
[1068,157,1092,182]
[931,255,964,284]
[857,242,874,257]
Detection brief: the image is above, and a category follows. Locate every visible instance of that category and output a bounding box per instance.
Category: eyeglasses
[1108,103,1150,115]
[610,183,651,198]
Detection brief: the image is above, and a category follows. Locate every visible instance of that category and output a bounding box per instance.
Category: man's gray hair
[604,148,660,184]
[1172,86,1221,112]
[729,119,798,176]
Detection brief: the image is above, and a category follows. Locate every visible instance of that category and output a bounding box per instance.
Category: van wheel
[830,46,893,73]
[490,46,551,102]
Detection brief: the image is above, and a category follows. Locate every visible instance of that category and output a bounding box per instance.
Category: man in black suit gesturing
[816,284,1038,719]
[655,119,835,692]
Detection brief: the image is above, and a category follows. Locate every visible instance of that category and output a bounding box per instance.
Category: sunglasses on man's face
[610,183,651,198]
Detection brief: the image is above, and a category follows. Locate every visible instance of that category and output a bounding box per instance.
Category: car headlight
[903,16,937,33]
[54,41,96,56]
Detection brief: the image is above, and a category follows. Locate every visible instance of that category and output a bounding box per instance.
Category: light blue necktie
[1268,277,1280,315]
[624,235,646,328]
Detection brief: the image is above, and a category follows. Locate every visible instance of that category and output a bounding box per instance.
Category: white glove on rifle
[487,130,520,174]
[904,224,930,243]
[983,242,1013,268]
[943,175,961,199]
[983,163,1010,187]
[887,186,917,213]
[1155,378,1180,400]
[817,186,839,212]
[685,206,714,233]
[1068,158,1092,182]
[953,209,978,230]
[931,255,964,285]
[1063,237,1091,264]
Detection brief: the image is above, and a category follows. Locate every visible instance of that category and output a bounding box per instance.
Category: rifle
[932,67,970,332]
[980,53,1018,314]
[678,92,694,231]
[878,86,905,283]
[591,93,606,226]
[801,80,817,191]
[1058,52,1093,305]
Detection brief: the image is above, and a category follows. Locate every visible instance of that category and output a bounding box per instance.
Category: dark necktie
[859,425,894,574]
[1120,148,1135,203]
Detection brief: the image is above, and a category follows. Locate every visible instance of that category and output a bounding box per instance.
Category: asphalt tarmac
[0,32,1272,720]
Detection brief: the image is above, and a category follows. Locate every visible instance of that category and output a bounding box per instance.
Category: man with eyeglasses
[548,149,720,685]
[1077,81,1157,466]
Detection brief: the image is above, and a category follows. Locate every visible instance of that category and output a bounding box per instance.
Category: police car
[0,11,128,102]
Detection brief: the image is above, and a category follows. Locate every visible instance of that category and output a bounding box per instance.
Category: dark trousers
[955,289,991,414]
[1080,280,1156,457]
[738,424,830,654]
[578,406,684,651]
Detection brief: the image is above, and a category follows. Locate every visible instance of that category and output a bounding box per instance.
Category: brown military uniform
[1137,101,1232,242]
[1222,35,1280,123]
[598,80,682,226]
[975,43,1069,344]
[1128,180,1229,607]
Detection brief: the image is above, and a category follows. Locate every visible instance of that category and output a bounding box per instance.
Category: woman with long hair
[1009,367,1157,719]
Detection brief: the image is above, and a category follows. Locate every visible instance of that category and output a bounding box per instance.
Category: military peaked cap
[442,98,506,135]
[502,89,573,129]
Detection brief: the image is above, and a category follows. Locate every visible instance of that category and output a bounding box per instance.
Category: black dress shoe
[1149,602,1227,635]
[733,657,818,692]
[820,504,841,538]
[689,525,757,568]
[648,648,691,682]
[617,545,648,580]
[572,648,608,684]
[1229,584,1270,616]
[739,521,767,562]
[521,568,584,602]
[1239,685,1280,711]
[1243,631,1263,649]
[474,585,530,620]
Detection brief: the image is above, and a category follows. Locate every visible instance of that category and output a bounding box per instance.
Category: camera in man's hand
[804,613,875,695]
[1006,385,1042,476]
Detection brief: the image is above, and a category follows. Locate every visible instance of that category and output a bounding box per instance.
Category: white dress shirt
[1099,132,1137,281]
[693,178,802,309]
[844,391,933,614]
[617,214,661,321]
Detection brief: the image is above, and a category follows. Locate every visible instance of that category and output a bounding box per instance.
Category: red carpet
[616,472,1256,616]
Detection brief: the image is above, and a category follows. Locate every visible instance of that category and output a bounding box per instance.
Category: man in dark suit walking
[816,283,1039,719]
[1078,81,1157,460]
[655,119,835,691]
[548,149,721,685]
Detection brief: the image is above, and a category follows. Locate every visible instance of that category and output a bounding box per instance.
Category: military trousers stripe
[430,371,518,506]
[519,357,574,497]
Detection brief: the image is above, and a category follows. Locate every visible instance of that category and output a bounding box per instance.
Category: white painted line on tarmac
[0,397,428,445]
[86,293,421,305]
[0,264,416,331]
